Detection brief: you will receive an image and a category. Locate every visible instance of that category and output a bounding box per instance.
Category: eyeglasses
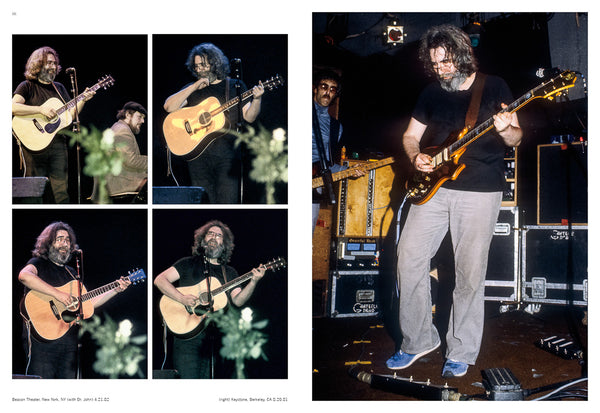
[206,231,223,239]
[194,62,210,69]
[55,235,71,244]
[431,59,453,71]
[318,83,339,94]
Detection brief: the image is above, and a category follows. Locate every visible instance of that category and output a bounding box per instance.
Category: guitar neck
[312,157,395,188]
[447,85,541,157]
[79,280,122,303]
[210,270,255,297]
[210,88,254,118]
[54,80,108,117]
[210,77,282,117]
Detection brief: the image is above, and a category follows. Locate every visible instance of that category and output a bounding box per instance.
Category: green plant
[235,125,288,204]
[78,315,146,379]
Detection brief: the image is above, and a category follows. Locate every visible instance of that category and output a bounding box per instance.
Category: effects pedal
[481,367,524,401]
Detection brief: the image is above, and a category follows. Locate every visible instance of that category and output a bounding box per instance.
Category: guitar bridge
[32,119,45,133]
[49,301,61,320]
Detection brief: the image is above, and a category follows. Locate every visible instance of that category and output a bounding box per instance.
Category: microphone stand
[203,253,215,378]
[73,249,84,379]
[68,69,82,204]
[232,58,245,203]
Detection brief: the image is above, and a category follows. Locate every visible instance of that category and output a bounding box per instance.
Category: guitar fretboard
[55,77,113,117]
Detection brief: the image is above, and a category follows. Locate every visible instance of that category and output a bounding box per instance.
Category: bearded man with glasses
[154,220,266,378]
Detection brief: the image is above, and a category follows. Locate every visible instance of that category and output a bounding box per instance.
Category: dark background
[12,209,148,379]
[12,34,148,204]
[152,209,288,379]
[152,34,288,204]
[313,12,588,226]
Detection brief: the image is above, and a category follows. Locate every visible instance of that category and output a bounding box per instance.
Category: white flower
[101,128,115,146]
[116,319,133,340]
[241,307,253,323]
[272,128,286,142]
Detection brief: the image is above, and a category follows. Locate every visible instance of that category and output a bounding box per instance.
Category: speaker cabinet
[12,177,54,203]
[152,186,207,204]
[336,160,395,237]
[537,142,587,225]
[330,270,380,317]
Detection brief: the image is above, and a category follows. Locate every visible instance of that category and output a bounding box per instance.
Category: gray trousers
[397,188,502,364]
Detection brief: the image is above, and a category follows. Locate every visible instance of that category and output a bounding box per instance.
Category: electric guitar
[159,257,286,339]
[406,70,578,205]
[12,75,115,151]
[163,74,285,160]
[312,157,395,189]
[20,269,146,342]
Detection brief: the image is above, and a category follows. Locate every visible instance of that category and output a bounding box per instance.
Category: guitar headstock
[264,257,287,271]
[99,75,115,89]
[533,70,577,101]
[263,74,285,91]
[125,268,146,284]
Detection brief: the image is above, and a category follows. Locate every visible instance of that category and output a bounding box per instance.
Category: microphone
[535,67,561,78]
[231,58,241,64]
[72,245,82,254]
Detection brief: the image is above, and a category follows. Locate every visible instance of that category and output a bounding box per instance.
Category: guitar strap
[312,103,336,204]
[465,72,487,129]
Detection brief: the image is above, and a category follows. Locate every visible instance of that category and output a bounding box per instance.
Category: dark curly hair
[32,221,77,259]
[24,46,62,81]
[192,220,234,264]
[418,25,478,78]
[185,43,230,80]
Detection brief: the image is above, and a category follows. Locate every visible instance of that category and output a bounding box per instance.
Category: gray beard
[49,246,70,265]
[38,69,56,83]
[201,239,224,259]
[439,72,468,92]
[196,71,217,83]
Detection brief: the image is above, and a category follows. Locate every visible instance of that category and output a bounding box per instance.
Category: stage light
[385,25,404,45]
[464,21,482,47]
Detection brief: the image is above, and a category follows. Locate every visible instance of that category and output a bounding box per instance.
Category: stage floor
[312,301,587,401]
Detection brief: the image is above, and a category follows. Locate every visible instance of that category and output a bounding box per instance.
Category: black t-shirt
[14,79,70,107]
[25,256,76,291]
[412,74,514,192]
[173,255,238,299]
[183,79,248,155]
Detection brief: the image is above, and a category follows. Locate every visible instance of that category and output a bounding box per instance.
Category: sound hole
[198,112,212,127]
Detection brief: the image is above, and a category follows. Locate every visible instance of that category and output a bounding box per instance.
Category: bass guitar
[163,74,284,160]
[20,269,146,342]
[12,75,115,151]
[159,257,286,339]
[405,70,577,205]
[312,157,395,189]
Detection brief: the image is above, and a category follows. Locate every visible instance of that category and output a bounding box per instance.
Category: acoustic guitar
[163,74,284,160]
[159,257,286,339]
[20,269,146,342]
[12,75,115,151]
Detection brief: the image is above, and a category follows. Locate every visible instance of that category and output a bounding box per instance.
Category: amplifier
[330,270,380,318]
[337,159,395,237]
[537,142,587,225]
[521,225,588,306]
[335,237,380,270]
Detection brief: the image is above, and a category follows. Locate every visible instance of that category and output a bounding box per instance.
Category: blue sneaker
[442,359,468,378]
[386,342,440,370]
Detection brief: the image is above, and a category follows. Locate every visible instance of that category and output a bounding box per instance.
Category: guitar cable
[161,322,168,370]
